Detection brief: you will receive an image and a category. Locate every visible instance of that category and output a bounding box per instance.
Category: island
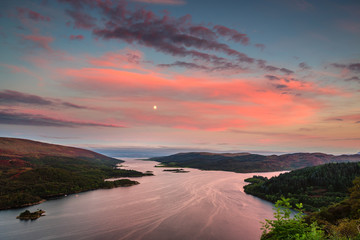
[103,179,140,188]
[16,209,45,220]
[163,169,189,173]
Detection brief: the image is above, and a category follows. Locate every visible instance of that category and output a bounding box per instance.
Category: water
[0,158,283,240]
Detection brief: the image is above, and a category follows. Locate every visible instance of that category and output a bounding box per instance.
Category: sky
[0,0,359,155]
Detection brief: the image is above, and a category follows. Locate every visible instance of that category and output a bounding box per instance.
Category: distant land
[150,152,360,173]
[0,137,151,210]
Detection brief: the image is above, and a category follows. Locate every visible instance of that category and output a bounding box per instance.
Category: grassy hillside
[243,162,360,212]
[0,137,150,210]
[150,152,360,173]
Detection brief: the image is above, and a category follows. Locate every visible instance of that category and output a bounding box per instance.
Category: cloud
[88,49,143,69]
[60,66,328,130]
[58,0,291,74]
[132,0,186,5]
[69,34,84,40]
[257,60,294,75]
[326,114,360,123]
[265,75,280,81]
[213,25,249,45]
[0,110,120,128]
[331,62,360,73]
[17,7,51,22]
[0,64,43,82]
[299,62,311,70]
[345,76,360,82]
[21,34,53,51]
[255,43,265,51]
[158,61,209,71]
[274,84,288,89]
[279,68,294,75]
[0,89,87,109]
[66,9,96,29]
[0,89,52,105]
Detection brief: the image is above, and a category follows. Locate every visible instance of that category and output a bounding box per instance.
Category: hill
[0,137,121,167]
[243,162,360,212]
[0,137,150,210]
[150,152,360,173]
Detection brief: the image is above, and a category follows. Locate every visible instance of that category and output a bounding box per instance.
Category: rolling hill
[150,152,360,173]
[0,137,150,210]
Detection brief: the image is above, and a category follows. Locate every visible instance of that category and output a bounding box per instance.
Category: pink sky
[0,0,359,154]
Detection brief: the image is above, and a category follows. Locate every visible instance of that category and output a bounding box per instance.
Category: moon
[153,105,157,110]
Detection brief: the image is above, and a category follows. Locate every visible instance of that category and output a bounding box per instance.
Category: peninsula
[0,137,152,210]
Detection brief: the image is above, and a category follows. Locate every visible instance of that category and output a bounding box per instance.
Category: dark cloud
[0,89,52,105]
[61,102,87,109]
[66,9,97,29]
[331,62,360,73]
[158,61,209,70]
[69,34,84,40]
[279,68,294,75]
[265,75,280,81]
[328,118,343,121]
[17,7,51,22]
[299,62,311,70]
[59,0,298,74]
[274,84,288,89]
[264,65,279,71]
[345,76,360,82]
[0,110,119,128]
[213,25,249,45]
[0,89,87,109]
[158,60,247,72]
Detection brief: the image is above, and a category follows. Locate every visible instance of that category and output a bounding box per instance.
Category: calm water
[0,159,283,240]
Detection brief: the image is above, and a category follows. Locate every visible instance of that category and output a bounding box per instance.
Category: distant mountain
[150,152,360,173]
[0,137,149,210]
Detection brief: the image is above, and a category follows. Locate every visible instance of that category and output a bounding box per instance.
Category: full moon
[153,105,157,110]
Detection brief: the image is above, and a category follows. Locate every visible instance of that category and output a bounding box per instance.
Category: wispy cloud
[69,34,84,40]
[17,7,51,22]
[0,89,87,109]
[331,62,360,73]
[0,110,121,128]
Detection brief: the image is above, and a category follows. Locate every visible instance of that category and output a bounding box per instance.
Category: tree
[261,197,324,240]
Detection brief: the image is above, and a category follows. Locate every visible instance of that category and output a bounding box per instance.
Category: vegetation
[244,162,360,211]
[306,176,360,239]
[151,152,360,173]
[163,168,189,173]
[257,166,360,239]
[0,137,152,210]
[261,198,325,239]
[16,209,46,220]
[261,177,360,239]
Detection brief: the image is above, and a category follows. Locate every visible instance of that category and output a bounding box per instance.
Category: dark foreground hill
[150,152,360,173]
[0,137,150,210]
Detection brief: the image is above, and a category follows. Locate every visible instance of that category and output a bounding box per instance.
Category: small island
[163,169,189,173]
[102,179,140,188]
[16,209,45,220]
